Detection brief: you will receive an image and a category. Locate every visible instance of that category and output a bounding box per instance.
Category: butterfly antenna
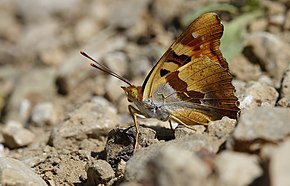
[80,51,132,86]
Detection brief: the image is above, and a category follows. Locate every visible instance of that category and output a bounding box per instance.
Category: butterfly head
[121,85,142,102]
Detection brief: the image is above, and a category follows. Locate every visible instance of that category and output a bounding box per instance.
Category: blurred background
[0,0,290,185]
[0,0,289,124]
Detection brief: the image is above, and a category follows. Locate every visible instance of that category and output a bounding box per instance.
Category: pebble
[6,68,56,122]
[229,55,261,81]
[102,51,129,77]
[31,102,57,126]
[0,157,47,186]
[105,76,126,103]
[86,159,115,185]
[269,139,290,186]
[125,134,222,182]
[56,34,126,95]
[245,32,290,87]
[143,145,210,186]
[48,97,120,148]
[107,0,149,28]
[214,151,262,186]
[231,107,290,152]
[280,64,290,99]
[239,81,279,109]
[2,120,35,149]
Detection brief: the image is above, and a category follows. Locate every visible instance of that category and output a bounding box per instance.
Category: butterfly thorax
[122,85,170,121]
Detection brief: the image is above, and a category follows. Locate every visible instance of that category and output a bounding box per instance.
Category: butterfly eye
[129,88,138,98]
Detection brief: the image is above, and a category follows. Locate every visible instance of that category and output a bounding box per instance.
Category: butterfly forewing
[142,12,228,99]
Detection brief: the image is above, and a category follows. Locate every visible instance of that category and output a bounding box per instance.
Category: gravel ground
[0,0,290,185]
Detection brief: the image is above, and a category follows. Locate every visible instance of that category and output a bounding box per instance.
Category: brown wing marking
[162,56,239,121]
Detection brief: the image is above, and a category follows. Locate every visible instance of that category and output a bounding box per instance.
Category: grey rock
[207,117,237,138]
[57,33,126,95]
[120,182,142,186]
[214,151,262,186]
[269,139,290,186]
[2,120,35,148]
[174,125,206,138]
[285,10,290,30]
[229,55,262,81]
[245,32,290,87]
[125,134,221,182]
[104,126,157,168]
[0,157,47,186]
[102,51,129,77]
[31,102,57,126]
[239,81,279,109]
[86,159,115,185]
[280,64,290,99]
[277,97,290,107]
[107,0,149,28]
[15,0,81,23]
[152,0,185,23]
[0,11,22,42]
[105,76,125,103]
[6,68,56,122]
[48,97,120,148]
[231,107,290,151]
[142,145,211,186]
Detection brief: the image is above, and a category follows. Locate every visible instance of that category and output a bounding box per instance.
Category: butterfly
[80,12,240,149]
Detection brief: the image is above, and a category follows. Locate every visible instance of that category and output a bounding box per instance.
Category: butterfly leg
[169,115,199,131]
[168,119,174,130]
[128,105,143,150]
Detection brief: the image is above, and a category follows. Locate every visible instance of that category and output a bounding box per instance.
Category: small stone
[269,139,290,186]
[31,102,57,126]
[39,46,65,66]
[105,76,125,103]
[249,18,268,32]
[152,0,184,23]
[214,151,262,186]
[105,126,157,167]
[86,160,115,185]
[277,97,290,107]
[284,10,290,30]
[119,182,142,186]
[269,13,285,26]
[231,107,290,152]
[0,11,22,42]
[174,125,206,139]
[56,34,126,95]
[6,68,56,122]
[48,97,120,148]
[102,51,129,77]
[0,157,47,186]
[107,0,149,28]
[244,32,290,87]
[116,159,126,177]
[280,65,290,99]
[239,81,279,109]
[207,117,237,139]
[143,145,211,186]
[125,134,221,182]
[229,55,262,81]
[2,121,35,149]
[263,0,286,15]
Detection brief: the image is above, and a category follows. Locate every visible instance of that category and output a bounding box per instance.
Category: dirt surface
[0,0,290,186]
